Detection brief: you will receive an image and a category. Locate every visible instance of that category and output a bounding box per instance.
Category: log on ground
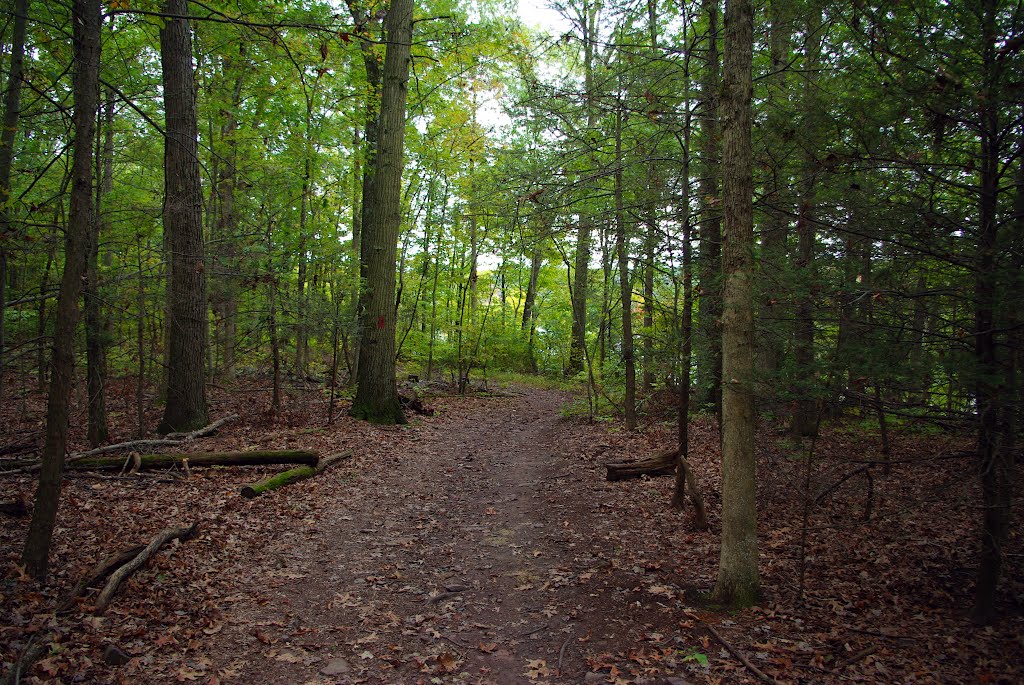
[605,449,677,481]
[241,450,353,498]
[70,450,319,471]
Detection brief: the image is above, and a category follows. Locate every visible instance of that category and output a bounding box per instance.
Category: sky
[516,0,572,33]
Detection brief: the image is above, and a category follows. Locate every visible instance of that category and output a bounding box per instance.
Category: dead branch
[704,624,777,685]
[0,636,48,685]
[94,523,200,614]
[59,544,147,612]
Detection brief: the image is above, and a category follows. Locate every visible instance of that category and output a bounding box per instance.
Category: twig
[557,631,573,674]
[516,623,549,638]
[704,624,776,685]
[837,646,877,669]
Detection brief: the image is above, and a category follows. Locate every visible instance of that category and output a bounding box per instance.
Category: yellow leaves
[524,658,550,679]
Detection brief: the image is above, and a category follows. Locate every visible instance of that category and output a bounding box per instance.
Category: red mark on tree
[377,315,386,329]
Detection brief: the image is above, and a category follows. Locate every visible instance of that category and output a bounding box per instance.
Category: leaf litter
[0,379,1021,683]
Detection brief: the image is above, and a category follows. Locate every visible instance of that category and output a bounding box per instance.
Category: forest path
[219,387,652,685]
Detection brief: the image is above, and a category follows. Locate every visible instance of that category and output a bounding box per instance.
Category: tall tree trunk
[211,49,244,381]
[567,1,598,377]
[641,0,660,394]
[158,0,208,433]
[350,0,412,424]
[790,2,823,437]
[756,0,791,385]
[696,0,722,416]
[86,86,113,447]
[348,125,364,384]
[21,0,100,580]
[712,0,759,608]
[615,102,637,430]
[0,0,28,406]
[971,0,1011,625]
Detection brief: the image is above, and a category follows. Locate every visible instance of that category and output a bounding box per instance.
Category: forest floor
[1,377,1022,684]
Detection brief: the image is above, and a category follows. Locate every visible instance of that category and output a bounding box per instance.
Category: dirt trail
[219,388,646,684]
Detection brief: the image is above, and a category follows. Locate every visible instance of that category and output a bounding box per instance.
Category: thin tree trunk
[696,0,722,416]
[0,0,28,406]
[568,2,598,377]
[615,103,636,431]
[712,0,759,608]
[790,1,823,437]
[86,86,114,447]
[158,0,208,433]
[21,0,100,580]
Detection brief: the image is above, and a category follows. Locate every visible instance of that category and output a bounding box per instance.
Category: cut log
[70,449,319,472]
[605,449,677,481]
[94,523,199,614]
[241,450,352,498]
[58,544,146,612]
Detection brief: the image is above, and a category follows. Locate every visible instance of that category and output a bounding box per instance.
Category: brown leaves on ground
[0,377,1022,684]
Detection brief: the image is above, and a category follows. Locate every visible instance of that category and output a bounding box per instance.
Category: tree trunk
[615,103,636,431]
[86,87,114,447]
[158,0,208,433]
[567,2,598,378]
[756,0,792,386]
[790,1,823,438]
[0,0,28,407]
[673,101,696,515]
[696,0,722,416]
[211,49,244,381]
[21,0,100,581]
[350,0,413,424]
[712,0,759,608]
[971,0,1011,624]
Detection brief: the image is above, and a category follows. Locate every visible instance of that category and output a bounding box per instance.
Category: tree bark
[712,0,759,608]
[86,87,114,447]
[696,0,722,416]
[350,0,413,424]
[971,0,1011,624]
[0,0,28,407]
[21,0,100,581]
[158,0,208,433]
[790,1,823,438]
[614,102,636,430]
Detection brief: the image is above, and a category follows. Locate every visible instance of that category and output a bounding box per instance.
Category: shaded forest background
[0,0,1021,624]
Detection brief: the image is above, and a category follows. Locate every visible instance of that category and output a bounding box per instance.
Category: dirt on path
[215,388,682,685]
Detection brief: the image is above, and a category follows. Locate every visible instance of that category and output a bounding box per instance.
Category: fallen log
[605,449,677,481]
[70,449,319,472]
[94,523,199,614]
[241,450,353,498]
